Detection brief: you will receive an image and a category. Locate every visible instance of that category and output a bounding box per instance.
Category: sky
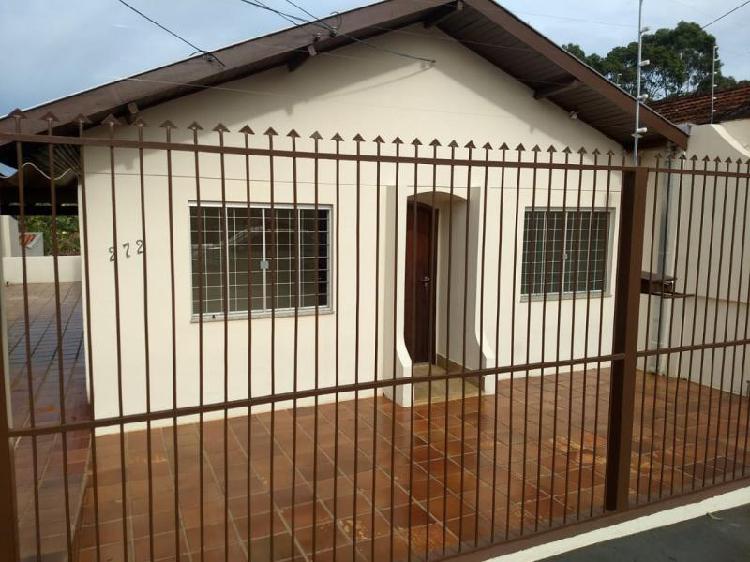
[1,0,749,116]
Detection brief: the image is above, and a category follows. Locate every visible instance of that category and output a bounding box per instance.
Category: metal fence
[0,115,748,562]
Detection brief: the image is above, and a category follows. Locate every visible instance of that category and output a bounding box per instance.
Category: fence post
[605,165,648,511]
[0,229,19,559]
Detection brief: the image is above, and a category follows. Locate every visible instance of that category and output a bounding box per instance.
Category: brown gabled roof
[650,84,750,126]
[0,0,687,150]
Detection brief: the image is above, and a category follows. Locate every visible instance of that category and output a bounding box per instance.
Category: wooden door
[404,202,438,363]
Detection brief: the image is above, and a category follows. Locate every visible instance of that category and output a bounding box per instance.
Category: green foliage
[22,216,80,256]
[562,22,738,100]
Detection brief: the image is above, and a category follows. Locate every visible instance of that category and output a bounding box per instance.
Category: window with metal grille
[190,204,330,316]
[521,209,611,296]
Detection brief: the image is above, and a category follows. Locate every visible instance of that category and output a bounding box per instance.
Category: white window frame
[189,201,333,321]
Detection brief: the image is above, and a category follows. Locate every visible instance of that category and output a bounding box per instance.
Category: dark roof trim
[467,0,687,149]
[0,0,688,149]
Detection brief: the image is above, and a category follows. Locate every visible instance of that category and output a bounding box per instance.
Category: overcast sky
[1,0,748,116]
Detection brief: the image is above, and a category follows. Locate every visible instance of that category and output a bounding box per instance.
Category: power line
[236,0,436,64]
[702,0,750,28]
[115,0,225,66]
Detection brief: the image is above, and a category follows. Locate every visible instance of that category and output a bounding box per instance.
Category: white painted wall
[79,25,626,428]
[641,122,750,394]
[2,256,82,284]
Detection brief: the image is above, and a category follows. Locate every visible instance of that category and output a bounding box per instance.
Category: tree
[562,22,737,100]
[22,216,80,256]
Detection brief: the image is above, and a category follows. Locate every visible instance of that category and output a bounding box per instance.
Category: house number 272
[108,240,144,262]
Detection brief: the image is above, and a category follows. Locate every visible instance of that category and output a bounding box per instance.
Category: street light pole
[633,0,648,164]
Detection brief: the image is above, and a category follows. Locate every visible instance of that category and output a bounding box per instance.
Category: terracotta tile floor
[5,282,91,562]
[72,370,750,562]
[6,283,750,562]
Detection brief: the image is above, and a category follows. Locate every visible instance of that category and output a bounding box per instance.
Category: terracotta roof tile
[649,84,750,125]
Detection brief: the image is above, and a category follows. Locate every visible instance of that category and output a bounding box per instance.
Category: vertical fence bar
[0,241,18,560]
[78,114,102,562]
[458,141,473,548]
[45,114,74,561]
[591,151,615,516]
[189,121,203,562]
[371,135,382,562]
[490,143,507,541]
[136,119,155,562]
[549,147,571,528]
[605,166,648,511]
[15,113,43,562]
[104,115,129,562]
[520,146,537,536]
[390,137,402,562]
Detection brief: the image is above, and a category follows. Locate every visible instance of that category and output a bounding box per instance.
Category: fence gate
[0,118,748,562]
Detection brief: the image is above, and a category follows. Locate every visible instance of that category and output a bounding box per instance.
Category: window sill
[191,306,334,323]
[519,291,611,303]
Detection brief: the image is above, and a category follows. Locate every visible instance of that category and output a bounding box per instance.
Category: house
[638,85,750,395]
[0,0,688,427]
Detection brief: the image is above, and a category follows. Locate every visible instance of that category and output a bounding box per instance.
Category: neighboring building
[642,85,750,393]
[0,0,688,426]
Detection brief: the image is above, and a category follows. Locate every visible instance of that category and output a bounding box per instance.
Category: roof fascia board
[464,0,688,149]
[0,0,453,136]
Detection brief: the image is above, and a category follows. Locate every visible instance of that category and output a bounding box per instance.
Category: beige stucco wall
[640,122,750,394]
[80,25,626,430]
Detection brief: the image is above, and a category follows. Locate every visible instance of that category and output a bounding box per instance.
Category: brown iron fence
[0,115,748,562]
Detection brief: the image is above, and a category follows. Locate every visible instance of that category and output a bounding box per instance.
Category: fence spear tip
[187,121,202,131]
[591,148,601,156]
[212,123,230,133]
[9,108,27,119]
[562,146,572,154]
[702,155,711,162]
[101,113,121,127]
[482,142,492,150]
[332,133,344,141]
[75,113,91,125]
[286,129,300,138]
[133,117,147,127]
[411,138,422,146]
[546,145,557,153]
[515,143,525,151]
[713,155,722,163]
[161,119,178,129]
[726,156,733,164]
[429,139,441,147]
[576,146,587,155]
[264,127,278,136]
[498,142,509,151]
[239,125,254,135]
[392,137,403,144]
[606,149,616,156]
[531,144,541,152]
[448,140,459,148]
[737,157,744,165]
[41,111,60,123]
[353,133,365,142]
[373,135,385,143]
[310,131,323,140]
[464,140,476,149]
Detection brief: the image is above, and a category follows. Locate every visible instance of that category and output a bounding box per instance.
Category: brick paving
[5,283,750,562]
